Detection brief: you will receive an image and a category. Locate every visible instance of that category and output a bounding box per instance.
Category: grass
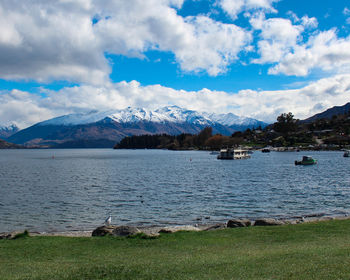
[1,220,350,279]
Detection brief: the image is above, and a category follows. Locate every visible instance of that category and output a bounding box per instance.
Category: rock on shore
[92,225,141,237]
[3,215,349,238]
[253,218,285,226]
[227,219,251,228]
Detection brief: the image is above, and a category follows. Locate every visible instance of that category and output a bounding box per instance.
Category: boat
[209,151,219,155]
[217,148,251,160]
[295,156,317,165]
[261,148,270,153]
[344,150,350,157]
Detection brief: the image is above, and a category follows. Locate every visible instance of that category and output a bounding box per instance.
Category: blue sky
[1,0,350,128]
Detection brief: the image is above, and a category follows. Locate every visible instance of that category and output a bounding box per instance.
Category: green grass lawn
[1,219,350,280]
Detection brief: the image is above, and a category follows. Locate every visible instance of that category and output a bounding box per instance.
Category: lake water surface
[0,149,349,232]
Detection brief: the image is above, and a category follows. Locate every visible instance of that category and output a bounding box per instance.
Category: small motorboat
[261,148,270,153]
[295,156,317,165]
[344,150,350,157]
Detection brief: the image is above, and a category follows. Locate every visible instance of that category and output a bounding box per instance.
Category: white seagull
[105,215,112,226]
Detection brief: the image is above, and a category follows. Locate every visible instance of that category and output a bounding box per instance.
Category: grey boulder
[92,226,116,236]
[112,226,140,237]
[227,219,251,228]
[92,225,141,237]
[254,218,285,226]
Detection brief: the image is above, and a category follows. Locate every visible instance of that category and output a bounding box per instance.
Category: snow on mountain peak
[0,124,19,131]
[0,124,19,138]
[38,110,116,126]
[109,107,155,123]
[208,112,258,126]
[36,106,265,128]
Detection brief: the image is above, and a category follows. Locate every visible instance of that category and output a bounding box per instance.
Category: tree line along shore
[115,111,350,150]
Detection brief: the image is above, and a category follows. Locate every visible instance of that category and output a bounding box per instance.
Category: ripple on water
[0,149,349,232]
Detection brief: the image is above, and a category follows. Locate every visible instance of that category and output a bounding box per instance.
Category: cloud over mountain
[2,74,350,129]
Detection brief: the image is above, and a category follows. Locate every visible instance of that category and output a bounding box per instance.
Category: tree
[205,134,225,150]
[273,112,298,134]
[194,127,213,146]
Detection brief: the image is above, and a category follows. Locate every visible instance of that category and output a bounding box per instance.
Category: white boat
[217,148,251,160]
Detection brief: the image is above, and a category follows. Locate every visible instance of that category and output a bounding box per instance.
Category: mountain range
[3,103,350,148]
[4,106,267,148]
[0,124,19,139]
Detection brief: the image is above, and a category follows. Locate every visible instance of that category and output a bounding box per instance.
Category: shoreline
[2,214,349,238]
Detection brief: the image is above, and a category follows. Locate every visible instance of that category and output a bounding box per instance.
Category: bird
[105,215,112,226]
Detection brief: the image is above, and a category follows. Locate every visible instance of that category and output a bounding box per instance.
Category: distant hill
[303,102,350,123]
[0,139,23,149]
[7,106,267,148]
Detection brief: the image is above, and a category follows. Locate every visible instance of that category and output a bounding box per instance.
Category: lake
[0,149,349,232]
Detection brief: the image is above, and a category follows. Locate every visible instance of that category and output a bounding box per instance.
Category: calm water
[0,149,350,232]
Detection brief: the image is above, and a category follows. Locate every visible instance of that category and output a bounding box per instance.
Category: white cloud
[345,8,350,25]
[301,15,318,29]
[233,74,350,122]
[250,11,350,77]
[0,6,22,47]
[251,14,304,64]
[286,11,299,23]
[175,16,251,75]
[0,0,107,85]
[0,0,251,83]
[95,0,251,76]
[269,29,350,76]
[286,11,318,29]
[0,90,55,128]
[2,75,350,128]
[218,0,279,20]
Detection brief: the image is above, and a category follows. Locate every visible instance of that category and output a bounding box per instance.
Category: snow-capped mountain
[38,106,263,127]
[8,106,267,147]
[38,110,117,126]
[0,124,19,139]
[107,106,212,125]
[207,112,262,126]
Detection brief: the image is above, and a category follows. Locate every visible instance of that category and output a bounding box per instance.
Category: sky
[1,0,350,128]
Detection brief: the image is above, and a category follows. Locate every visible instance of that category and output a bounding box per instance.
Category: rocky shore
[2,214,349,240]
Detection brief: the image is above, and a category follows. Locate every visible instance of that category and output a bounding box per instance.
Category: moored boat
[295,156,317,165]
[217,148,250,160]
[344,150,350,157]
